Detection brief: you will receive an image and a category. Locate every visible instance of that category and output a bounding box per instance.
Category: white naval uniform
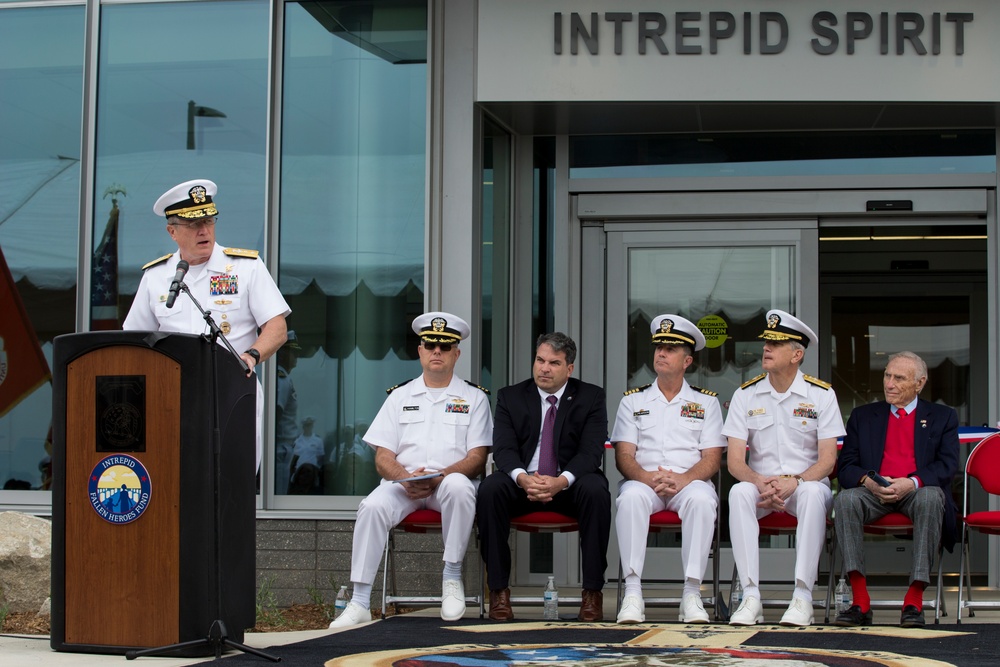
[350,374,493,585]
[722,370,846,589]
[123,242,291,469]
[611,380,726,584]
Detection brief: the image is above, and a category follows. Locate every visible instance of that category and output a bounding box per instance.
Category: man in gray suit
[833,351,960,629]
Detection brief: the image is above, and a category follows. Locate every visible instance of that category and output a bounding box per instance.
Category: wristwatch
[245,348,261,364]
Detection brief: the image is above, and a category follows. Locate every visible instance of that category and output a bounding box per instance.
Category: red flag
[0,244,51,417]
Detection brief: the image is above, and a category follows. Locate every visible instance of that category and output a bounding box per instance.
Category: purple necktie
[538,395,559,476]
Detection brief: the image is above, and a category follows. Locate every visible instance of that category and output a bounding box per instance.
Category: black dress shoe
[900,605,925,628]
[834,605,873,627]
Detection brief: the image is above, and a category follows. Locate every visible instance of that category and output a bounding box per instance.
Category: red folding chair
[958,432,1000,622]
[381,509,483,618]
[507,511,583,608]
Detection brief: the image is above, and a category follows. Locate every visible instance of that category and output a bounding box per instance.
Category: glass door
[602,223,820,583]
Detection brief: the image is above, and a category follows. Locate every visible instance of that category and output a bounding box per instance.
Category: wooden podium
[50,331,257,656]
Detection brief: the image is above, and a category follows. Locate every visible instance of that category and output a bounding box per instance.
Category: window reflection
[0,6,84,492]
[94,1,270,331]
[626,246,795,404]
[277,1,427,497]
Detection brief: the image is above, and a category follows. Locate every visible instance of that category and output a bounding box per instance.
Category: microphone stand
[126,282,278,663]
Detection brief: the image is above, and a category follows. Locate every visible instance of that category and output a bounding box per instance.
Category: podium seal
[88,454,152,524]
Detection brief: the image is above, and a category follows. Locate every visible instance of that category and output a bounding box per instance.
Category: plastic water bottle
[835,576,850,614]
[543,576,559,620]
[730,580,743,613]
[335,585,349,618]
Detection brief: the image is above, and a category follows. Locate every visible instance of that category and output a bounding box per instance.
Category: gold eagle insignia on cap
[767,313,780,329]
[190,185,207,204]
[432,317,447,332]
[660,319,673,333]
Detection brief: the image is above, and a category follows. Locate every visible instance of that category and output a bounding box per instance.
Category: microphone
[165,260,189,309]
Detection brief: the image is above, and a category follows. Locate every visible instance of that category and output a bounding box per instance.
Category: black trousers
[476,469,611,592]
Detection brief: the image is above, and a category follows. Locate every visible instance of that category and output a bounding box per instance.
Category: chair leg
[477,530,486,619]
[712,509,723,621]
[616,561,624,615]
[824,533,838,624]
[934,545,945,623]
[957,530,966,624]
[381,530,394,619]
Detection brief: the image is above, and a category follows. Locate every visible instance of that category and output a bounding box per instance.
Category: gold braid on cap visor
[166,203,218,219]
[420,332,462,343]
[759,330,805,343]
[652,333,696,346]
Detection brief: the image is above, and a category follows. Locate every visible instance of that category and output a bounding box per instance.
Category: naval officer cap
[412,311,470,344]
[153,179,218,219]
[650,314,706,351]
[759,309,818,348]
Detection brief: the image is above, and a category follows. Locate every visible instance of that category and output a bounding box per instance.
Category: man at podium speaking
[123,178,290,470]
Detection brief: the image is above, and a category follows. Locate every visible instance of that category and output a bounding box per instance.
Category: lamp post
[187,100,227,150]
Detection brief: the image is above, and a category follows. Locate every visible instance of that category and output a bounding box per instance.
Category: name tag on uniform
[633,409,650,417]
[403,405,420,411]
[748,407,766,417]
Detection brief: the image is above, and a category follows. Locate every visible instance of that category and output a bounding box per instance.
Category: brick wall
[255,518,482,612]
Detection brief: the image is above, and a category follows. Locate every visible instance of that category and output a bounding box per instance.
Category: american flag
[91,186,124,330]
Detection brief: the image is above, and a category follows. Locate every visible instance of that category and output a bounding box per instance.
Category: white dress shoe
[679,593,710,623]
[616,594,645,624]
[329,601,372,629]
[779,596,814,627]
[440,579,466,621]
[729,595,764,626]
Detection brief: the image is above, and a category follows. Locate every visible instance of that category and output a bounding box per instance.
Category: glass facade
[0,5,84,493]
[0,0,427,508]
[275,1,427,497]
[93,0,270,332]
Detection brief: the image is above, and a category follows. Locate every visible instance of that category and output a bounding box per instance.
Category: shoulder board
[690,385,718,397]
[624,383,652,396]
[386,378,414,395]
[277,369,287,378]
[465,380,490,395]
[804,375,832,390]
[223,247,260,259]
[740,373,767,390]
[141,253,173,270]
